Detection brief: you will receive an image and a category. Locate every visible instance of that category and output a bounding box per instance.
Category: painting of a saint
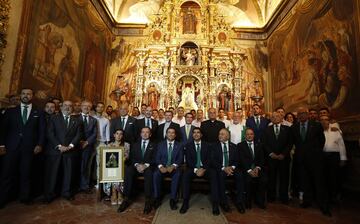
[183,8,197,34]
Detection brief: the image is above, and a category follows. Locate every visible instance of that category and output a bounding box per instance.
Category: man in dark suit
[118,127,157,214]
[0,88,45,208]
[44,100,82,202]
[153,127,183,210]
[291,107,330,216]
[110,104,136,143]
[212,128,245,214]
[156,110,181,142]
[201,108,225,143]
[245,104,269,143]
[79,101,98,193]
[180,113,196,145]
[238,128,267,209]
[262,112,292,203]
[135,106,158,142]
[180,127,218,215]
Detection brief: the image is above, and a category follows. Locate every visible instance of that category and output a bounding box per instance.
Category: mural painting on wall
[20,0,109,103]
[269,0,359,119]
[108,37,138,108]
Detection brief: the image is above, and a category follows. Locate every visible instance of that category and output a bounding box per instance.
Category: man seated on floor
[212,128,246,214]
[118,127,157,214]
[238,128,267,209]
[179,127,219,215]
[153,127,184,210]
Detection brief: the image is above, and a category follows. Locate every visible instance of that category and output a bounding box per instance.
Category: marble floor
[0,193,359,224]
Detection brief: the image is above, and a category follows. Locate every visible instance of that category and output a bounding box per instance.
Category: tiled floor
[0,193,359,224]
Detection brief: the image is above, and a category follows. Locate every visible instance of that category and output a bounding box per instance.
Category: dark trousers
[0,148,33,204]
[44,153,75,199]
[297,155,327,207]
[244,170,267,206]
[182,168,218,204]
[216,169,245,205]
[323,152,341,202]
[268,158,290,202]
[80,146,95,190]
[153,168,181,200]
[123,166,153,199]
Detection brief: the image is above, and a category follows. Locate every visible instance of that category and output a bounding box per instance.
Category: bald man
[201,108,225,143]
[44,100,82,202]
[291,107,330,216]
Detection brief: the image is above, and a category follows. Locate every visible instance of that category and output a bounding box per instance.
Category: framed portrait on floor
[99,146,125,183]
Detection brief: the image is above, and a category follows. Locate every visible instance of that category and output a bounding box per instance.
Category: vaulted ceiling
[100,0,285,28]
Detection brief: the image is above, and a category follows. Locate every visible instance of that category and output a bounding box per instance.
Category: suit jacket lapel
[17,106,24,127]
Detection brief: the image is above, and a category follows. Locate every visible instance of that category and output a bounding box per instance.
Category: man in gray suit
[44,100,82,202]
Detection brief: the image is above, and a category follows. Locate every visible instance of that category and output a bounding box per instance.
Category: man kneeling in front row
[118,127,157,214]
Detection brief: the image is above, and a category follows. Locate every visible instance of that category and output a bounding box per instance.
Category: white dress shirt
[94,114,110,143]
[228,123,245,144]
[219,118,230,128]
[158,118,166,125]
[323,129,347,161]
[21,103,32,120]
[172,116,186,127]
[192,119,203,127]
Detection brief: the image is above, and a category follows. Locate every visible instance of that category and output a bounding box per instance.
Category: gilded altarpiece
[110,0,249,112]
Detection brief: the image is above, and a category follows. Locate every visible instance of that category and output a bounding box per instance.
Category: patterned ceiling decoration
[100,0,284,28]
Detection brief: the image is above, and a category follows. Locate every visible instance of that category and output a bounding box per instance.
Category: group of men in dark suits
[0,91,333,217]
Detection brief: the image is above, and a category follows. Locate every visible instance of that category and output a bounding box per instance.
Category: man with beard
[0,88,45,208]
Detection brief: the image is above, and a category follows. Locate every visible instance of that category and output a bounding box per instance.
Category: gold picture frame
[99,146,125,183]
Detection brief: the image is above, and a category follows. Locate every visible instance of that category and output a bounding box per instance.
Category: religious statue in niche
[183,8,197,34]
[217,84,233,112]
[146,83,160,109]
[177,76,199,110]
[180,48,198,66]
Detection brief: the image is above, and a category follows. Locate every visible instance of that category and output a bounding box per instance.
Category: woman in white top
[320,115,347,202]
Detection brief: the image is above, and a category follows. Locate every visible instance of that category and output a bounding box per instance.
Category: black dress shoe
[212,204,220,216]
[20,199,33,205]
[300,202,311,208]
[170,199,178,210]
[143,201,152,214]
[220,203,230,212]
[257,203,266,209]
[236,203,245,214]
[179,203,189,214]
[153,198,161,209]
[63,195,75,201]
[118,200,130,213]
[321,207,332,217]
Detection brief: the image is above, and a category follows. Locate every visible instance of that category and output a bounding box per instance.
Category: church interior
[0,0,360,223]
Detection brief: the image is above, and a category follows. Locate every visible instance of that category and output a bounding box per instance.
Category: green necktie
[223,143,229,167]
[196,143,201,168]
[248,142,255,169]
[22,105,28,124]
[65,116,69,128]
[83,115,88,127]
[275,124,280,139]
[121,117,126,130]
[300,123,306,141]
[142,141,147,158]
[166,143,173,166]
[256,117,260,128]
[146,118,151,128]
